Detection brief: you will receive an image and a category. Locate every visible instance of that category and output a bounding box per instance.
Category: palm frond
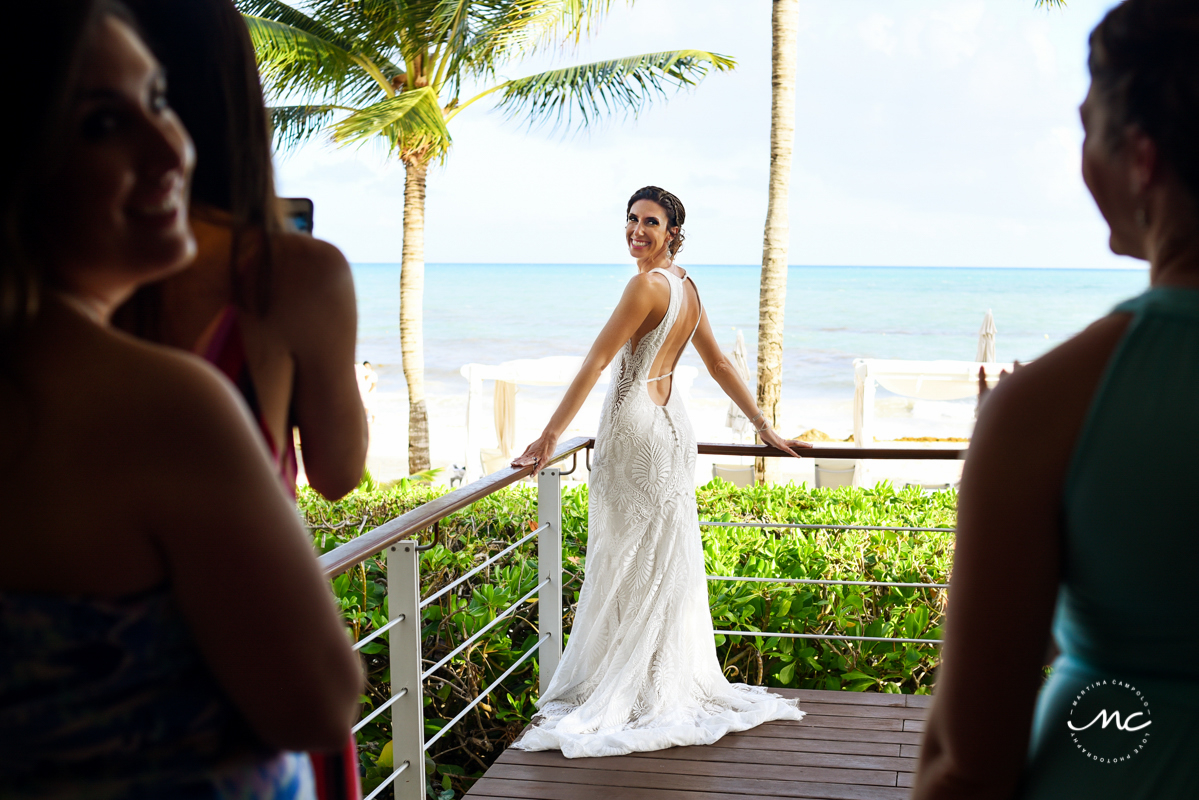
[245,15,380,102]
[309,0,416,70]
[331,86,452,158]
[269,103,348,150]
[521,0,622,51]
[237,0,357,51]
[492,49,735,131]
[1034,0,1066,6]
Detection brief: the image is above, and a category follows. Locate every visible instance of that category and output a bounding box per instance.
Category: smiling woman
[506,187,808,758]
[0,2,361,797]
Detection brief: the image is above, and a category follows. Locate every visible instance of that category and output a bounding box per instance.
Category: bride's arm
[511,273,664,468]
[690,310,810,457]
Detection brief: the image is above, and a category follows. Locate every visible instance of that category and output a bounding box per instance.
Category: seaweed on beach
[300,479,955,798]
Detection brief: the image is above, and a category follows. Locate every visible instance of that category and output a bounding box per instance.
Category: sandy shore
[338,363,968,491]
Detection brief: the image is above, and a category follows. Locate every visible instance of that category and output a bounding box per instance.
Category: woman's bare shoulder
[265,231,355,322]
[626,269,670,297]
[91,328,260,449]
[269,231,351,283]
[971,312,1132,474]
[989,313,1131,416]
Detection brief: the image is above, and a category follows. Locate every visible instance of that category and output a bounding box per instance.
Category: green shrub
[300,478,955,797]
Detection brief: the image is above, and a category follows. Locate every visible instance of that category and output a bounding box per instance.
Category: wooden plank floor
[464,689,930,799]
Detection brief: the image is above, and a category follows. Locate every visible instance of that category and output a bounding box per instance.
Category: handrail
[318,438,966,577]
[318,436,593,577]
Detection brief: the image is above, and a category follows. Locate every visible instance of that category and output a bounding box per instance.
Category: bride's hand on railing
[759,426,812,458]
[511,431,559,470]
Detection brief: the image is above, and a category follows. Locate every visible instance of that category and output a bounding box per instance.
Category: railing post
[387,542,425,800]
[537,467,563,696]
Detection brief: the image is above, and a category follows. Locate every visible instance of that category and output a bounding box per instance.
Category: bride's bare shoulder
[626,269,671,295]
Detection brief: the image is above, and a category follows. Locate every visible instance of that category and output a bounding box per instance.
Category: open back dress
[513,267,803,758]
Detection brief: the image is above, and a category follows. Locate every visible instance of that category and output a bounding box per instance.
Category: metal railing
[318,437,964,799]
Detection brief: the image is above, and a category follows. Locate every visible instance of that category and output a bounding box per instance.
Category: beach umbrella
[494,380,517,458]
[976,309,997,363]
[726,330,752,438]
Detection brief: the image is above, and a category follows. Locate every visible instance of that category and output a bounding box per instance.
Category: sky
[273,0,1139,269]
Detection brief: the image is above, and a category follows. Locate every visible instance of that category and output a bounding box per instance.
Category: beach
[348,264,1147,488]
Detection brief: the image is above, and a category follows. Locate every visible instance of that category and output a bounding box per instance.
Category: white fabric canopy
[853,358,1014,443]
[459,356,697,480]
[976,309,997,363]
[725,330,752,437]
[852,358,1012,486]
[494,380,516,458]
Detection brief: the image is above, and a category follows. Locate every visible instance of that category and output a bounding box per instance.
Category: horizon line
[350,262,1148,272]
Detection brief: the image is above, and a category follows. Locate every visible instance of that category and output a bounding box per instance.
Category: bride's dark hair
[627,186,686,257]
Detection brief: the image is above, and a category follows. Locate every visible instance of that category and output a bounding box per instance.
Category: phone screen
[281,197,314,234]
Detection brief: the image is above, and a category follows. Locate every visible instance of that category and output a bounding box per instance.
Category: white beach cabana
[851,358,1012,485]
[459,356,698,480]
[711,331,756,488]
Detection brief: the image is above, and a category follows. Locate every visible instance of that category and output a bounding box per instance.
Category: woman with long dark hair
[914,1,1199,797]
[0,2,361,796]
[510,186,809,757]
[117,0,367,502]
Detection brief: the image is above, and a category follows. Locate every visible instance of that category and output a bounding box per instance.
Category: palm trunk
[401,160,431,474]
[755,0,800,485]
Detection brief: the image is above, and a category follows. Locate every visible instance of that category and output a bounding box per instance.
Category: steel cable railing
[708,575,949,589]
[715,629,944,645]
[423,634,550,751]
[702,520,955,534]
[313,440,963,799]
[420,577,550,682]
[419,526,544,610]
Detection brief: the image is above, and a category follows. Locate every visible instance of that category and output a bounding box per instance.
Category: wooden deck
[464,689,930,799]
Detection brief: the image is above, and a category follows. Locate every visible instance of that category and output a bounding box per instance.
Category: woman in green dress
[914,1,1199,798]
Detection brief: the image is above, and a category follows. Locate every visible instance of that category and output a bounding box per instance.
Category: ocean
[353,263,1147,440]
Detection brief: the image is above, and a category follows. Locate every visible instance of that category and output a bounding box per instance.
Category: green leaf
[778,662,796,685]
[492,49,736,131]
[332,87,452,157]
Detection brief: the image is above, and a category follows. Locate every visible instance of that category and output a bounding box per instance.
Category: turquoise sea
[353,264,1148,417]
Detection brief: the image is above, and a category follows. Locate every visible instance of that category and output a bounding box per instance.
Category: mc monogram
[1067,680,1153,764]
[1067,708,1152,733]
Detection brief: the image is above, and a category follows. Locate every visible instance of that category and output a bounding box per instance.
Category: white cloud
[273,0,1130,269]
[923,1,986,67]
[860,14,898,56]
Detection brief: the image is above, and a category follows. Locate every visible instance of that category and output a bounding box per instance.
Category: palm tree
[239,0,734,474]
[754,0,798,485]
[753,0,1067,484]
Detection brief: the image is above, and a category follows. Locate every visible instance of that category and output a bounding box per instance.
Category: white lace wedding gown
[512,268,803,758]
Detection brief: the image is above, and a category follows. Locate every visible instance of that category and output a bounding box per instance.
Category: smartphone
[281,197,314,234]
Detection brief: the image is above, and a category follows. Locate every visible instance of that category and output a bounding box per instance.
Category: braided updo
[1089,0,1199,201]
[626,186,686,258]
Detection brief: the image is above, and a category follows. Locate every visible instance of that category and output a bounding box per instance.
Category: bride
[510,186,809,758]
